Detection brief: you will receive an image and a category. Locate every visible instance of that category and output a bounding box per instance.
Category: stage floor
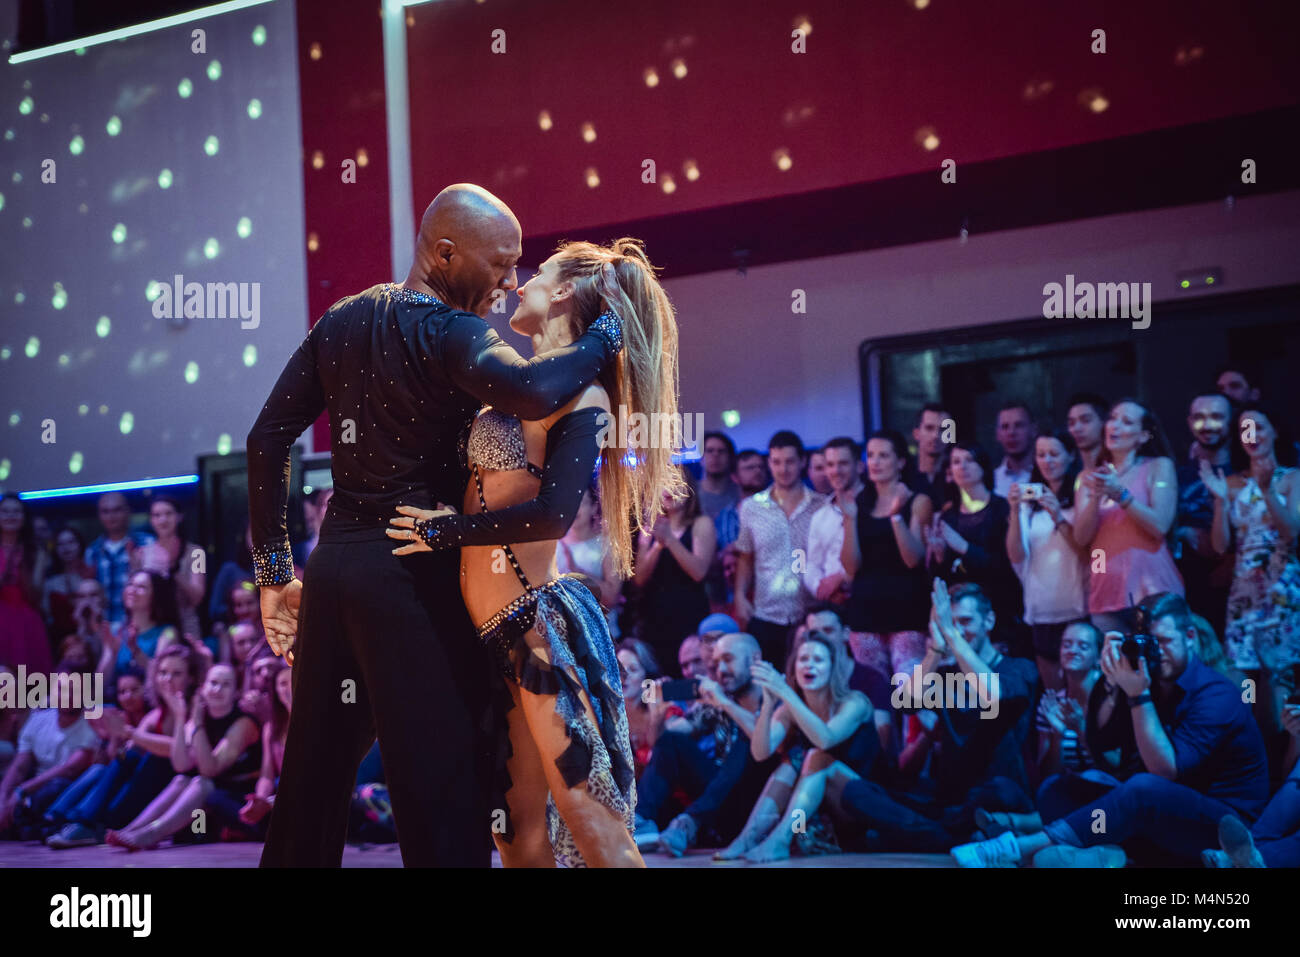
[0,841,954,868]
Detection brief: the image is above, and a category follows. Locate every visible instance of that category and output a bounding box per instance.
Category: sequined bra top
[466,407,544,479]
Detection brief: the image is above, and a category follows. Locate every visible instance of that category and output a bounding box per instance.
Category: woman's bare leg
[118,776,215,849]
[513,632,643,867]
[715,762,797,860]
[494,679,557,868]
[745,749,846,862]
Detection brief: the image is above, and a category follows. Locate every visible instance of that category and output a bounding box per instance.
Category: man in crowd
[635,632,770,856]
[1066,393,1109,472]
[838,581,1039,852]
[804,606,895,759]
[806,447,833,496]
[1173,392,1235,636]
[804,437,864,608]
[734,431,826,663]
[677,635,710,680]
[734,449,770,498]
[992,402,1035,496]
[907,403,951,506]
[951,593,1269,867]
[699,431,742,607]
[85,492,154,627]
[1216,365,1261,405]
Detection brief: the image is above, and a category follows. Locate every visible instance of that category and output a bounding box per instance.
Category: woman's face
[202,665,238,712]
[116,675,145,713]
[150,501,179,538]
[1105,402,1150,454]
[865,438,902,484]
[275,667,293,711]
[0,497,24,534]
[155,655,190,697]
[794,640,832,693]
[948,448,984,489]
[511,256,576,346]
[618,650,645,700]
[231,586,259,623]
[1239,409,1276,460]
[231,626,258,664]
[56,530,82,565]
[249,656,279,692]
[1035,437,1072,485]
[124,572,153,616]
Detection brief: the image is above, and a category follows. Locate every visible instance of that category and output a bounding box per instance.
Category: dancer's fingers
[389,515,414,528]
[396,505,425,517]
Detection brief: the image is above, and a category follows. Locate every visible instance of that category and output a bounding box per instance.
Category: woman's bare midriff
[459,417,560,628]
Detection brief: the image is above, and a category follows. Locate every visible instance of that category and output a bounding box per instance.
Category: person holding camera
[1006,428,1088,691]
[952,592,1269,867]
[633,632,768,855]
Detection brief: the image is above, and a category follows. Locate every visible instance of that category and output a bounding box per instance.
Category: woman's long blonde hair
[553,237,685,578]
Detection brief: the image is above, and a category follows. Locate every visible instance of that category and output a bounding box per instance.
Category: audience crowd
[1,364,1297,867]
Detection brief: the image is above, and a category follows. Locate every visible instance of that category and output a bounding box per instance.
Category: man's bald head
[409,184,522,317]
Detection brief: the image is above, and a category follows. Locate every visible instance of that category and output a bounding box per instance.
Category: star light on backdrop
[2,1,308,493]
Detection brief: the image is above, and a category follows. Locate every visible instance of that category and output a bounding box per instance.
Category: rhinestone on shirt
[252,540,295,585]
[588,308,624,356]
[387,283,445,307]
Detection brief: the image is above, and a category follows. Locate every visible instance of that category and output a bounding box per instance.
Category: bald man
[247,184,623,867]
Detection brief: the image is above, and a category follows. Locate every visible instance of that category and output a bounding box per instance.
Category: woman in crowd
[232,661,292,838]
[1006,429,1088,689]
[617,637,690,779]
[97,570,181,684]
[0,493,52,674]
[1072,398,1183,633]
[107,662,261,851]
[840,429,933,676]
[927,441,1023,654]
[133,497,207,640]
[1203,403,1300,733]
[237,649,280,726]
[45,646,204,847]
[557,484,621,614]
[715,629,874,862]
[633,471,716,670]
[41,526,94,640]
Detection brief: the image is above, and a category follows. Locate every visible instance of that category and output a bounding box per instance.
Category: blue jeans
[637,731,719,826]
[1253,763,1300,868]
[1046,772,1238,865]
[45,750,174,831]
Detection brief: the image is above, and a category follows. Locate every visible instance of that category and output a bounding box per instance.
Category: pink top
[1089,458,1185,613]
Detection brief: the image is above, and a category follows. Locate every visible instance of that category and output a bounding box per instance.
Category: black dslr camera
[1120,633,1161,671]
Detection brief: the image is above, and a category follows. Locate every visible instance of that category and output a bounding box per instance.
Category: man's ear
[432,238,455,267]
[984,610,996,634]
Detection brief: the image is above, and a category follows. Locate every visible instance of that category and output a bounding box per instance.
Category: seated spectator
[0,662,99,840]
[617,639,691,778]
[44,646,204,848]
[1035,622,1103,778]
[1073,398,1183,634]
[0,665,22,775]
[1006,429,1088,689]
[951,593,1269,867]
[222,657,292,840]
[208,578,262,663]
[840,430,933,676]
[929,440,1026,656]
[836,581,1039,853]
[56,634,95,672]
[41,525,95,640]
[133,496,207,641]
[106,663,261,850]
[1203,695,1300,868]
[633,471,716,670]
[238,648,281,726]
[1204,402,1300,736]
[228,622,263,690]
[677,635,709,680]
[715,627,876,861]
[96,570,181,685]
[634,632,767,855]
